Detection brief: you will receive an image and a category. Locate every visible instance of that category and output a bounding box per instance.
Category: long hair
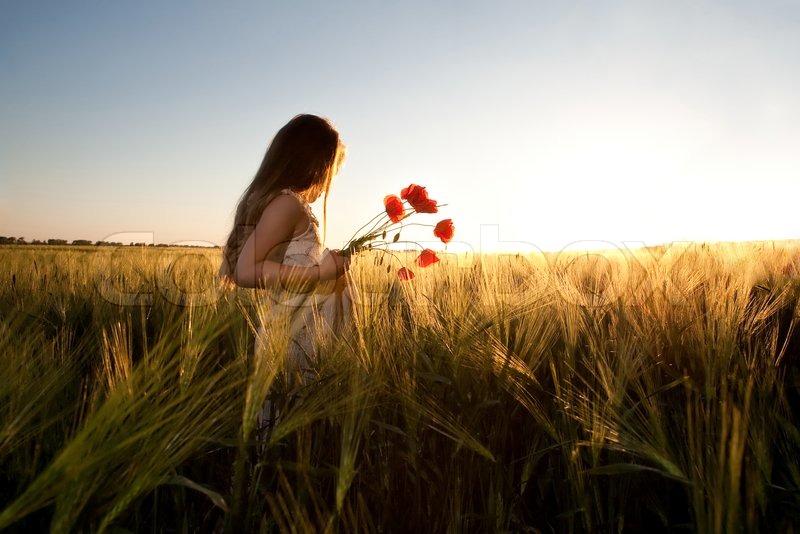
[220,114,346,281]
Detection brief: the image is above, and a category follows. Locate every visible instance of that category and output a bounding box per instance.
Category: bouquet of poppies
[343,183,454,280]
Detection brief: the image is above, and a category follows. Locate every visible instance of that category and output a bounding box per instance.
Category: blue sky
[2,0,799,253]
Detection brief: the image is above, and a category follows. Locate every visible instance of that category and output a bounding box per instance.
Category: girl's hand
[319,249,351,282]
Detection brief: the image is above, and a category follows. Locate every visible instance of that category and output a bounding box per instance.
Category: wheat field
[1,242,799,532]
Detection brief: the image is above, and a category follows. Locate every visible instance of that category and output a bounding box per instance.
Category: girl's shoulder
[277,188,318,226]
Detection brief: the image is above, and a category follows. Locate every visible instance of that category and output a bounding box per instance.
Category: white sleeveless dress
[254,189,352,377]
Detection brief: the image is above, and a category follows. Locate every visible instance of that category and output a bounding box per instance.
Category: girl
[219,113,351,377]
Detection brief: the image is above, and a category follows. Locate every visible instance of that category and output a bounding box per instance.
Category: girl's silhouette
[219,113,352,378]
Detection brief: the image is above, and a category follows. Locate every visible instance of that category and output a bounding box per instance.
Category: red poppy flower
[397,267,415,281]
[400,184,426,202]
[433,219,455,244]
[401,184,438,213]
[416,249,440,267]
[412,198,438,213]
[384,194,405,223]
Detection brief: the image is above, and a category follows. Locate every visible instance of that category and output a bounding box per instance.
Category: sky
[1,0,799,254]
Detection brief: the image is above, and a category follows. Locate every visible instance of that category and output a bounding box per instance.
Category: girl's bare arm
[233,195,345,289]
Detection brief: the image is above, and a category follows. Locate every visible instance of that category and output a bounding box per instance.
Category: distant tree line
[0,237,218,248]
